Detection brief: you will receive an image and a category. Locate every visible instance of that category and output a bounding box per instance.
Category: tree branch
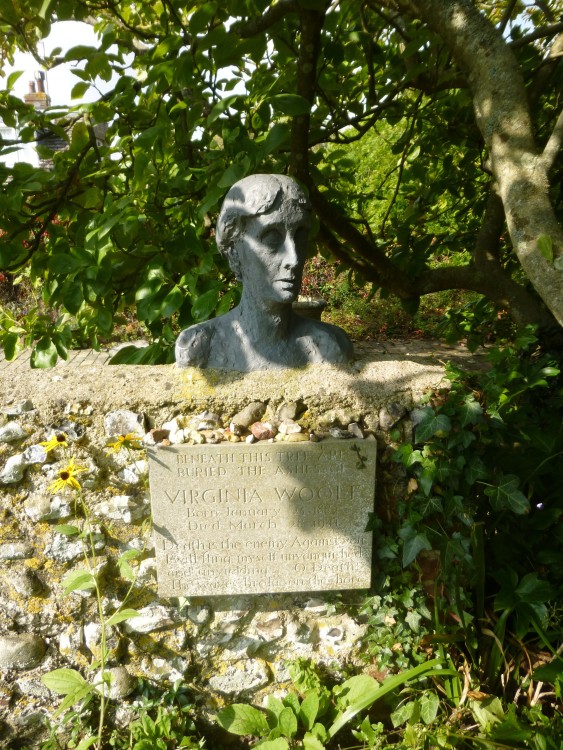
[473,185,505,266]
[510,22,563,49]
[542,108,563,173]
[311,187,418,299]
[289,5,327,181]
[235,0,300,38]
[528,33,563,107]
[497,0,518,35]
[389,0,563,328]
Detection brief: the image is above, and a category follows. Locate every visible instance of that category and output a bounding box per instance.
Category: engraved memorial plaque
[148,440,376,596]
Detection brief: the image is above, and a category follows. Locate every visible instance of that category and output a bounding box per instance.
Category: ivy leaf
[415,409,451,442]
[420,692,440,724]
[399,525,432,567]
[464,456,489,486]
[216,705,270,737]
[405,610,422,633]
[459,396,483,426]
[484,474,530,514]
[390,700,418,728]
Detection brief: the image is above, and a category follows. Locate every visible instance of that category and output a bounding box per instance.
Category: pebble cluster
[143,400,378,449]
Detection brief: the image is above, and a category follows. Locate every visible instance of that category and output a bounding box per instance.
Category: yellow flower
[106,433,143,453]
[39,432,68,453]
[48,458,87,494]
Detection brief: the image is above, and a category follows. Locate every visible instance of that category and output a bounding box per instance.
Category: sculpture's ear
[229,246,243,281]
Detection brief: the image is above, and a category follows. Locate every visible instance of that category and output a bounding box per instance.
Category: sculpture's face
[236,202,310,305]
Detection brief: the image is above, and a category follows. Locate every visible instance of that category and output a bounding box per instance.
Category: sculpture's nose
[282,233,300,270]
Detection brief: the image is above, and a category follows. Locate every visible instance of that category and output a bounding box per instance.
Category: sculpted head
[216,174,311,285]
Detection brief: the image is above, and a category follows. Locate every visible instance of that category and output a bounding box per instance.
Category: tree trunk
[392,0,563,328]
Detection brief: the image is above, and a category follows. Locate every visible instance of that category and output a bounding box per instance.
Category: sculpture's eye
[261,228,284,249]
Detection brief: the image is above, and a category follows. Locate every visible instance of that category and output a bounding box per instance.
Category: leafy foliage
[1,0,562,363]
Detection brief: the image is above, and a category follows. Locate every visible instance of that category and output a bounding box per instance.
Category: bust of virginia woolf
[175,174,353,372]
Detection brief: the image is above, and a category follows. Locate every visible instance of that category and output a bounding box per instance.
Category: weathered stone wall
[0,350,448,745]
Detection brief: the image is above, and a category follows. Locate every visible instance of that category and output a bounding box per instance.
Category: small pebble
[278,419,302,436]
[251,422,277,440]
[0,423,27,443]
[285,433,309,443]
[2,400,34,416]
[348,422,364,439]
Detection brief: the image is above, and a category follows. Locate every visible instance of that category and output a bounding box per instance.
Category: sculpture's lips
[277,278,298,284]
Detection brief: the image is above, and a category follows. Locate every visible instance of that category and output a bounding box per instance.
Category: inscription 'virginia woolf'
[148,440,376,597]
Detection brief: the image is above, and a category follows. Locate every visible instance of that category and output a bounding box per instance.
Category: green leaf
[484,474,530,514]
[270,94,311,116]
[537,234,553,262]
[515,573,554,604]
[62,570,97,595]
[63,281,84,315]
[299,692,319,731]
[470,696,504,730]
[53,683,95,717]
[266,694,286,722]
[415,410,451,442]
[420,692,440,724]
[218,162,247,188]
[75,737,99,750]
[459,396,483,426]
[39,0,53,19]
[328,658,455,739]
[54,524,80,536]
[256,740,289,750]
[259,123,290,156]
[207,95,245,126]
[464,456,488,486]
[7,70,24,89]
[334,675,379,710]
[283,693,301,715]
[216,705,270,737]
[390,700,417,728]
[106,608,140,626]
[71,82,90,99]
[31,337,58,369]
[303,734,325,750]
[42,668,89,695]
[278,707,298,739]
[191,288,219,322]
[3,332,19,361]
[160,285,184,318]
[532,658,563,682]
[398,525,432,567]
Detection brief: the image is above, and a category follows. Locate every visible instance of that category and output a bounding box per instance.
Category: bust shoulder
[293,315,354,364]
[175,322,215,368]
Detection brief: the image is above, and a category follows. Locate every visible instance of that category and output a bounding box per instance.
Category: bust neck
[235,291,294,343]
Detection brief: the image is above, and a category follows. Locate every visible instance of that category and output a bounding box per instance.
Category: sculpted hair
[216,174,311,278]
